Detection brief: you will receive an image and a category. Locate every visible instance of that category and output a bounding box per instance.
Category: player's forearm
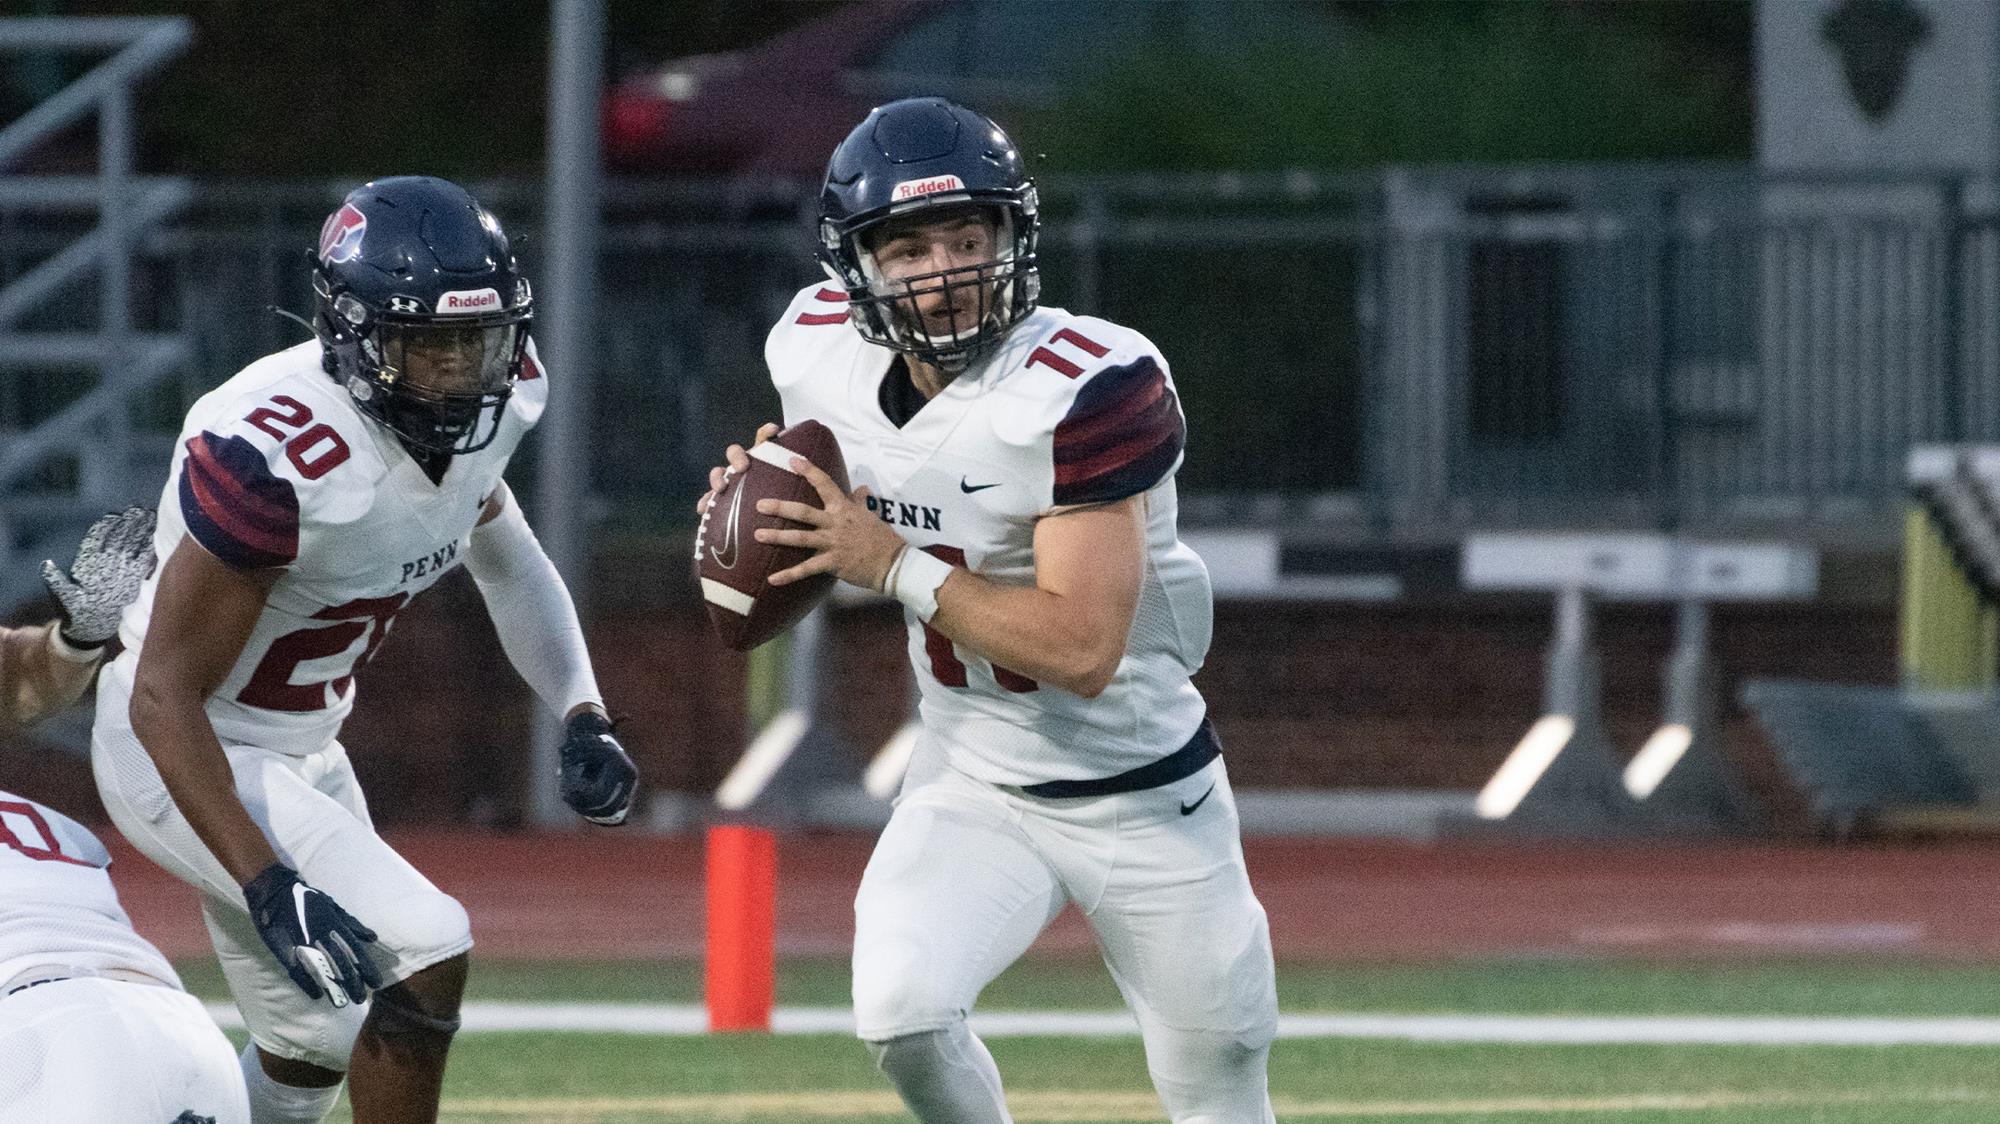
[928,571,1125,698]
[129,683,277,883]
[466,496,604,718]
[0,622,100,726]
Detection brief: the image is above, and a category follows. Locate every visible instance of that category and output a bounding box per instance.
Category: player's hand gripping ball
[695,420,851,650]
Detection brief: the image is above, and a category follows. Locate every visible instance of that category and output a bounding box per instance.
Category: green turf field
[404,1035,2000,1123]
[177,956,2000,1016]
[177,957,2000,1123]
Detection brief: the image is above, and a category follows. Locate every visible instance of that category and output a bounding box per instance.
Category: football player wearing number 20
[706,99,1277,1123]
[90,177,638,1124]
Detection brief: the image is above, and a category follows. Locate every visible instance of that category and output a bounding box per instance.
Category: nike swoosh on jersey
[1179,784,1216,816]
[960,478,1002,493]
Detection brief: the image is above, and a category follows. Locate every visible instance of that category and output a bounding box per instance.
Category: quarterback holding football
[91,177,637,1124]
[702,98,1277,1124]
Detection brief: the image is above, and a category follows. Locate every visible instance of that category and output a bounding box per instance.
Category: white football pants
[0,977,250,1123]
[853,748,1278,1123]
[92,691,473,1074]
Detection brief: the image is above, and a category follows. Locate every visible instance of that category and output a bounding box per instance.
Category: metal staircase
[0,17,192,607]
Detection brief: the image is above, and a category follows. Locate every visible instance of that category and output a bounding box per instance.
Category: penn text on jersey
[864,495,943,531]
[399,541,459,584]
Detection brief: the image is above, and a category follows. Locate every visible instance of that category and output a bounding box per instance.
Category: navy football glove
[560,710,638,825]
[242,863,384,1007]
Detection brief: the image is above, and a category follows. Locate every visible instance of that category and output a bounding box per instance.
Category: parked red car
[604,0,1342,174]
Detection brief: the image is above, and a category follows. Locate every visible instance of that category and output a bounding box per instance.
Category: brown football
[695,419,851,651]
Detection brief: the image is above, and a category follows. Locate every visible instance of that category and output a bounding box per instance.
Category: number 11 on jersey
[915,545,1037,693]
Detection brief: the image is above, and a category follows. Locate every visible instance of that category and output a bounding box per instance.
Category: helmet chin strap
[386,399,505,477]
[267,305,318,335]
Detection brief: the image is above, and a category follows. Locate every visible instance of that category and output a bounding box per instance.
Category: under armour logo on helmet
[386,296,423,314]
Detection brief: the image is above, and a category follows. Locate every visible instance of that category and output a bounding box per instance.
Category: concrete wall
[0,548,1899,830]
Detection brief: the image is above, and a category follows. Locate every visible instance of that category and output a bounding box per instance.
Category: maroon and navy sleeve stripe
[1052,357,1185,506]
[179,432,300,569]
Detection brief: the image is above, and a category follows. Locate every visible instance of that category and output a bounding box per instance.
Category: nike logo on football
[960,478,1001,493]
[1179,784,1216,816]
[709,484,746,570]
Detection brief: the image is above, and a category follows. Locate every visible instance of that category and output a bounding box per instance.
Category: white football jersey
[103,337,548,755]
[767,284,1213,785]
[0,790,180,992]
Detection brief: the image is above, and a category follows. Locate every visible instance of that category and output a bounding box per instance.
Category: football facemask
[353,319,524,455]
[852,210,1021,373]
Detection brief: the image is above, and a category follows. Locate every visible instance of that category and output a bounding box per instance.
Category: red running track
[106,831,2000,963]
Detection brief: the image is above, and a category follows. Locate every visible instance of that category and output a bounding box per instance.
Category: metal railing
[3,163,1990,562]
[0,16,192,605]
[1370,205,1964,535]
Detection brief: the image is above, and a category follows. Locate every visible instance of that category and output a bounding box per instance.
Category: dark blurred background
[0,2,1751,176]
[1,0,1977,847]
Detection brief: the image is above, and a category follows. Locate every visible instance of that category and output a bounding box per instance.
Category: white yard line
[202,1001,2000,1045]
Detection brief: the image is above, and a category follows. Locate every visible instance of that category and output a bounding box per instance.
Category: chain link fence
[0,167,1987,545]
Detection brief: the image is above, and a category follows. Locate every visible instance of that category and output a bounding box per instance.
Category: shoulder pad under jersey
[766,282,857,392]
[177,351,384,569]
[984,313,1185,507]
[507,335,550,430]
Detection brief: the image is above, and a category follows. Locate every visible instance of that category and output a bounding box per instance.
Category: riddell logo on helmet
[891,175,966,201]
[436,288,501,314]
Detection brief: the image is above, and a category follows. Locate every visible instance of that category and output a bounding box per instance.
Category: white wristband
[46,624,103,666]
[890,547,954,623]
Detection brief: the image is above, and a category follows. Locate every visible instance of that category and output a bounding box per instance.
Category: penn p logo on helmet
[316,202,367,265]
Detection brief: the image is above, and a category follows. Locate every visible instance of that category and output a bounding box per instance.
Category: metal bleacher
[0,17,193,610]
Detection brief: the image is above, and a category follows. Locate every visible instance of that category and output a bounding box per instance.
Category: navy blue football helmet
[818,98,1039,373]
[311,176,532,456]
